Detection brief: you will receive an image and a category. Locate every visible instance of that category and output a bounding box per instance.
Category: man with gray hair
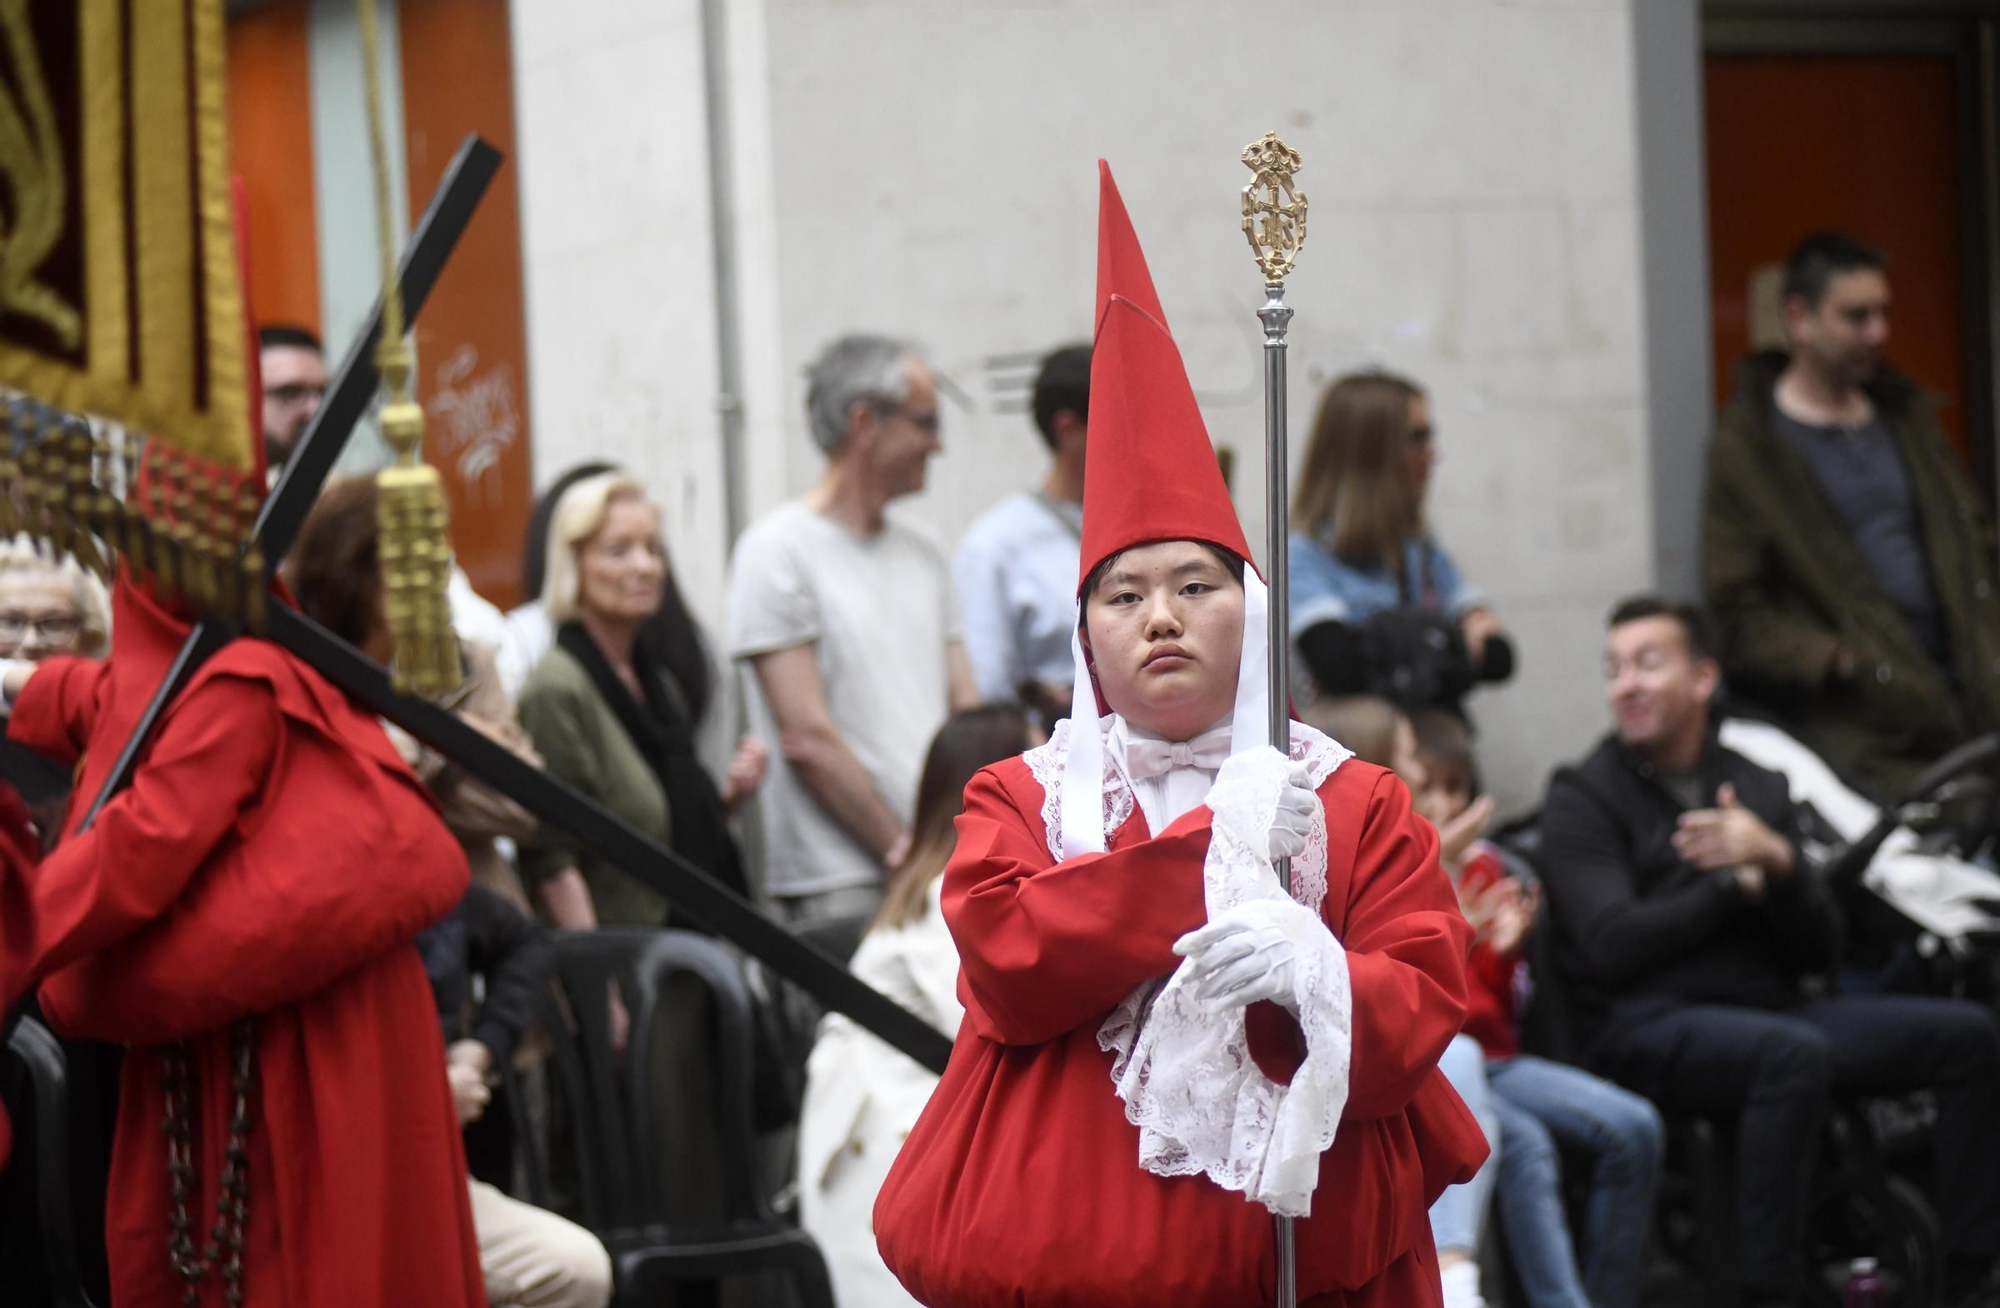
[728,334,978,925]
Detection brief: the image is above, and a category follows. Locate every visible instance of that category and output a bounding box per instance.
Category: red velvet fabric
[1078,162,1255,590]
[873,754,1487,1308]
[0,579,483,1308]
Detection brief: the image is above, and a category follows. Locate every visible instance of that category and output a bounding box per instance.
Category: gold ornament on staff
[1241,131,1307,284]
[358,0,458,698]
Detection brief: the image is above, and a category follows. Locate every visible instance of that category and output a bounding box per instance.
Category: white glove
[1269,766,1318,862]
[1173,896,1324,1016]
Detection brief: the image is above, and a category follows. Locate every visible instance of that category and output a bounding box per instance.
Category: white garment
[797,879,964,1308]
[728,502,962,898]
[1439,1257,1488,1308]
[449,564,510,656]
[1025,716,1356,1217]
[953,491,1082,701]
[468,1178,613,1308]
[1720,716,2000,940]
[494,600,554,703]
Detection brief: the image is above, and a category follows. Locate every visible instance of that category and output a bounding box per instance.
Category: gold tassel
[359,0,457,698]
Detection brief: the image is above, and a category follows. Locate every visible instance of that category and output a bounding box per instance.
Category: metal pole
[1240,129,1307,1308]
[1261,281,1293,766]
[1260,276,1298,1308]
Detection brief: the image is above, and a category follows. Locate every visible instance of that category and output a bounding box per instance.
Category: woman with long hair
[1288,371,1514,716]
[797,704,1032,1308]
[515,473,765,929]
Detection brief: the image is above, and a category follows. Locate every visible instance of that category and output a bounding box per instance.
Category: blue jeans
[1429,1034,1500,1255]
[1487,1054,1663,1308]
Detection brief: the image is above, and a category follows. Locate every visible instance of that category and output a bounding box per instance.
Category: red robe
[874,753,1486,1308]
[0,581,484,1307]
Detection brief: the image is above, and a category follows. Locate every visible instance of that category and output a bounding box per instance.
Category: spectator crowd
[7,228,2000,1308]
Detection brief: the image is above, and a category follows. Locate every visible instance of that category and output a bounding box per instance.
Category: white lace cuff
[1098,742,1353,1217]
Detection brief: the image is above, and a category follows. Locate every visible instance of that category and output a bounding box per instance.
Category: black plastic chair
[538,928,835,1308]
[4,1017,100,1308]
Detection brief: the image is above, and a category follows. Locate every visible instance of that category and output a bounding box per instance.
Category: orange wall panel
[398,0,535,610]
[1705,55,1967,459]
[225,0,321,335]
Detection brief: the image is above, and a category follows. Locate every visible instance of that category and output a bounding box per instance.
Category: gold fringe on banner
[0,397,268,633]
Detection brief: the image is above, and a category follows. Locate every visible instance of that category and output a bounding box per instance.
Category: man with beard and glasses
[1703,232,2000,798]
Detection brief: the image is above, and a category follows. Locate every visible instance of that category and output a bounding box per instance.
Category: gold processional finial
[358,0,458,698]
[1241,131,1307,284]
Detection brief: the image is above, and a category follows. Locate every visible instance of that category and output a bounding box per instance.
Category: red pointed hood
[1078,160,1252,593]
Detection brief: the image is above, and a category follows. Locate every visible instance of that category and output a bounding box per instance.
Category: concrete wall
[510,0,1662,814]
[508,0,735,641]
[1631,0,1713,601]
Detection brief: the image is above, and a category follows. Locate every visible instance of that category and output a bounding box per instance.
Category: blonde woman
[1287,372,1512,715]
[516,473,765,930]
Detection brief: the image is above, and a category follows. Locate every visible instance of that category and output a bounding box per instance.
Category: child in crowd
[1304,696,1499,1308]
[798,705,1033,1308]
[1410,709,1665,1308]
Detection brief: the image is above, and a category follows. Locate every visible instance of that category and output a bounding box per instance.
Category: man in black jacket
[1539,596,2000,1308]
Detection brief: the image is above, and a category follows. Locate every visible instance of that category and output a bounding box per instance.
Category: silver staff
[1241,128,1307,1308]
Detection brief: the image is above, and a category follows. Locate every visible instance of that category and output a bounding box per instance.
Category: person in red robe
[871,162,1486,1308]
[0,574,486,1307]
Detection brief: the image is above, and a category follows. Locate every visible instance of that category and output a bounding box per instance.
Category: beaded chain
[160,1018,256,1307]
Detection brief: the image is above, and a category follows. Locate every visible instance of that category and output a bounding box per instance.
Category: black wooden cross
[65,134,952,1075]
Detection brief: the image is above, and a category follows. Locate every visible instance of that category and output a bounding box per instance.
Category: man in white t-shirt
[728,334,978,925]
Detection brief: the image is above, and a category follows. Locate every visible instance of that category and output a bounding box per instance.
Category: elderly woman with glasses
[0,538,110,844]
[0,537,109,663]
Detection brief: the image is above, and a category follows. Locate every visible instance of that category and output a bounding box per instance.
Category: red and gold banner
[0,0,252,474]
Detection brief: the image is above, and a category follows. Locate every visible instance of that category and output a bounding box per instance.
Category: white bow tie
[1124,727,1233,781]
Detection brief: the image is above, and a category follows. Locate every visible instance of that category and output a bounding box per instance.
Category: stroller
[1718,715,2000,989]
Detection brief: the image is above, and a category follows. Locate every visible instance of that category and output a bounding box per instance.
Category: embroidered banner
[0,0,251,473]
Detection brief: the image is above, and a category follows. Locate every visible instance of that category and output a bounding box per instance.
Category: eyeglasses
[0,612,81,643]
[264,382,325,407]
[893,407,941,436]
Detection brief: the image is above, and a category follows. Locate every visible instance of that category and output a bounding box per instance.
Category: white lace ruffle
[1025,718,1133,866]
[1027,719,1355,1216]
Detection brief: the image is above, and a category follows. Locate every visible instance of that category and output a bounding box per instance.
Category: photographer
[1287,370,1514,715]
